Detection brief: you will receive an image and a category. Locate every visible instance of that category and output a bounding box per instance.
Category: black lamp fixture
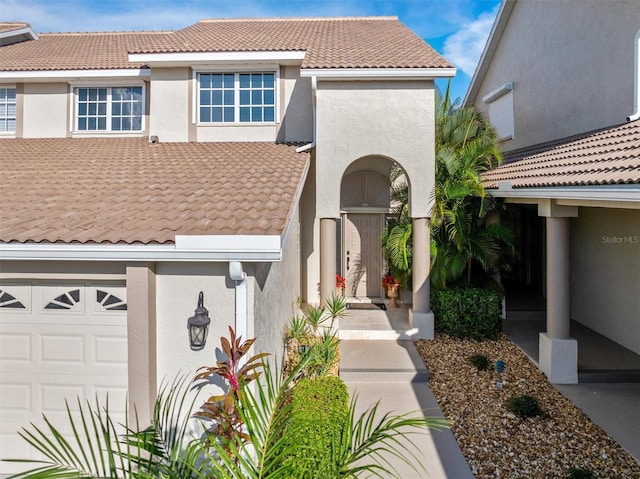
[187,291,211,350]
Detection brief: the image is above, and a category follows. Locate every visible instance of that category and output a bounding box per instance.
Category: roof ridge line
[198,16,398,23]
[38,30,174,36]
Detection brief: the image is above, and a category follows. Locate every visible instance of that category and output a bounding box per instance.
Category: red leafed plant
[336,274,346,289]
[193,326,269,453]
[382,274,399,289]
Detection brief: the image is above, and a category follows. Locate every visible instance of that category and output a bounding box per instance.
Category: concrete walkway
[340,340,473,478]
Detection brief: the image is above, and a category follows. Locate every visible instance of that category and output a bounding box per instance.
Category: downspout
[229,261,247,341]
[296,75,317,152]
[628,29,640,121]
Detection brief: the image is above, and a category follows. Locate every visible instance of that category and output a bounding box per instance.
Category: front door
[344,213,383,299]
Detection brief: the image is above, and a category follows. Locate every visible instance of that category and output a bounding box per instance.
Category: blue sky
[1,0,501,100]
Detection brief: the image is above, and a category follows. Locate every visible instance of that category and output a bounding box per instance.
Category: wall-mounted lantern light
[187,291,211,351]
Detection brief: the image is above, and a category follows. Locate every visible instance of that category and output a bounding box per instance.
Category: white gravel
[414,334,640,479]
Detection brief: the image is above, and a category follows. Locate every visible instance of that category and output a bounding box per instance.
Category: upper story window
[75,86,143,132]
[198,72,276,124]
[0,87,16,133]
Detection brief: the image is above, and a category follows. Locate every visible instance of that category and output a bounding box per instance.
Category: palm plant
[4,329,447,479]
[382,81,513,290]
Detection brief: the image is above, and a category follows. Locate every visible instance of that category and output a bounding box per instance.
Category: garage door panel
[0,282,128,476]
[0,333,31,362]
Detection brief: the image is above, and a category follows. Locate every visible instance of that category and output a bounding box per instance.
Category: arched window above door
[340,171,390,209]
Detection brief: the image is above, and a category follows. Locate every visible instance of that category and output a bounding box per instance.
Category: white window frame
[0,85,16,135]
[69,81,146,134]
[192,66,280,125]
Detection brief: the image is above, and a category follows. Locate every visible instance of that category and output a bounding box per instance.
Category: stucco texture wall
[22,83,68,138]
[149,68,191,142]
[474,0,640,150]
[570,208,640,354]
[155,262,235,388]
[315,80,435,218]
[250,205,301,364]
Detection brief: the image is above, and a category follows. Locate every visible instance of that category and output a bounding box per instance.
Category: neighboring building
[0,18,455,469]
[467,0,640,383]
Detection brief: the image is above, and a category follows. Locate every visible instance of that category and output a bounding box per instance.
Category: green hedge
[287,376,349,478]
[432,287,502,340]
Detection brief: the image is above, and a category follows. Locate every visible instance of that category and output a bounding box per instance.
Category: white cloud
[443,4,499,77]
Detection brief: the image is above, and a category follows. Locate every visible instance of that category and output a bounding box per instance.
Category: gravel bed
[414,334,640,479]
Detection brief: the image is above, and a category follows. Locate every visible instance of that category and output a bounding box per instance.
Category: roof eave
[0,68,151,82]
[0,235,284,262]
[128,50,307,67]
[0,26,39,44]
[487,183,640,202]
[300,67,456,81]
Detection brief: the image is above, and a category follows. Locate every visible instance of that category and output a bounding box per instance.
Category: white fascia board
[0,236,283,262]
[488,185,640,202]
[0,26,39,41]
[0,69,151,82]
[482,81,513,103]
[300,67,456,80]
[464,0,517,106]
[128,51,306,66]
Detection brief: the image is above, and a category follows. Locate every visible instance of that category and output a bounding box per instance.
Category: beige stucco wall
[279,66,313,143]
[571,208,640,354]
[22,83,68,138]
[251,207,301,364]
[196,125,277,142]
[148,68,191,142]
[315,80,435,218]
[473,0,640,150]
[155,262,235,388]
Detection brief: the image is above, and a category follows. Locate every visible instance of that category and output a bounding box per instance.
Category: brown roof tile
[483,120,640,188]
[0,31,172,71]
[0,138,309,244]
[0,22,30,33]
[134,17,452,69]
[0,17,451,71]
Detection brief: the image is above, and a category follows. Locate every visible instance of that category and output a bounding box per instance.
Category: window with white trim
[0,87,16,132]
[75,86,143,131]
[198,72,276,123]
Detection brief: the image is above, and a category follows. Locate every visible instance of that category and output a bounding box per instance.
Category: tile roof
[0,22,30,33]
[0,17,452,71]
[0,31,172,71]
[132,17,453,69]
[0,138,309,244]
[483,120,640,188]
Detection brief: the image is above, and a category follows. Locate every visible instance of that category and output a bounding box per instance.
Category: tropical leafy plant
[193,326,269,454]
[382,80,513,290]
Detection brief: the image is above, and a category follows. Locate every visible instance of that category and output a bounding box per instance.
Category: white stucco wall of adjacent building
[472,0,640,151]
[315,80,435,218]
[22,83,68,138]
[571,207,640,355]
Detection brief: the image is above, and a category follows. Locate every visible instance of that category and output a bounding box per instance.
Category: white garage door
[0,282,128,475]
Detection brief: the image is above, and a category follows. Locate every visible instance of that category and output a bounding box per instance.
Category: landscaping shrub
[432,287,502,340]
[506,394,543,418]
[468,353,491,371]
[287,376,349,478]
[567,467,595,479]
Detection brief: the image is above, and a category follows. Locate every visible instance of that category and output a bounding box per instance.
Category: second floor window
[76,86,143,131]
[0,87,16,133]
[199,72,275,124]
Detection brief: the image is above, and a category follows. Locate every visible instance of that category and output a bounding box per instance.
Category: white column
[409,217,434,339]
[320,218,337,306]
[538,201,578,384]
